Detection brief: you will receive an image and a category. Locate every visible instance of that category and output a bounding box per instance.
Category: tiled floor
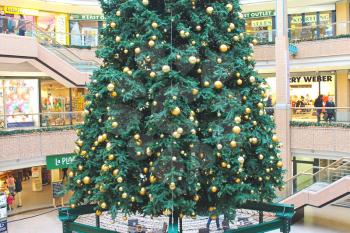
[7,208,348,233]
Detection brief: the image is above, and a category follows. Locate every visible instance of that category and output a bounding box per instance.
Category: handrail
[284,158,345,183]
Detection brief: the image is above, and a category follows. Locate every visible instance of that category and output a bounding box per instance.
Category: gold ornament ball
[68,171,74,178]
[117,177,123,183]
[232,126,241,134]
[251,137,258,145]
[83,176,91,185]
[229,23,235,30]
[149,175,157,184]
[217,58,222,64]
[235,116,241,124]
[258,177,263,182]
[122,192,128,199]
[116,10,121,16]
[177,127,184,134]
[272,135,279,142]
[252,39,258,45]
[148,40,155,47]
[96,210,102,216]
[204,81,210,87]
[101,164,109,172]
[193,195,200,202]
[110,22,117,28]
[226,3,233,12]
[196,25,202,31]
[221,162,227,168]
[233,35,240,42]
[113,169,119,176]
[134,47,141,54]
[258,154,264,160]
[249,76,256,83]
[192,88,199,95]
[277,161,283,168]
[107,83,115,92]
[100,202,107,209]
[162,65,171,73]
[142,0,149,5]
[219,44,228,53]
[149,71,156,78]
[258,102,264,109]
[235,178,241,184]
[108,154,115,161]
[238,156,245,164]
[80,150,87,156]
[131,196,135,202]
[76,179,81,185]
[134,134,140,140]
[214,80,223,90]
[140,187,146,195]
[171,107,181,116]
[111,91,118,97]
[70,204,76,209]
[78,165,84,171]
[238,12,244,19]
[112,121,118,128]
[206,6,214,15]
[115,36,121,43]
[237,79,243,85]
[245,108,251,114]
[188,56,197,64]
[169,182,176,190]
[210,186,218,193]
[151,22,158,29]
[230,140,237,148]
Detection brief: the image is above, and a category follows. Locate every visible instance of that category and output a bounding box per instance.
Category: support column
[336,0,350,35]
[275,0,292,178]
[336,70,350,121]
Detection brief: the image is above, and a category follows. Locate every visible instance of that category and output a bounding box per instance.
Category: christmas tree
[68,0,284,224]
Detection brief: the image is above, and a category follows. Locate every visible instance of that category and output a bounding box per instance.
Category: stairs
[280,158,350,209]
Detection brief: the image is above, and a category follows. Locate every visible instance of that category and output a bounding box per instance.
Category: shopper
[15,175,23,207]
[0,11,7,34]
[17,14,26,36]
[314,95,323,122]
[6,174,16,194]
[7,15,15,33]
[266,95,274,116]
[207,216,221,231]
[6,191,14,211]
[326,96,336,122]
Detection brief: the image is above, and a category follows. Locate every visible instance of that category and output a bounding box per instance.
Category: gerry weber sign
[290,75,334,83]
[46,154,75,170]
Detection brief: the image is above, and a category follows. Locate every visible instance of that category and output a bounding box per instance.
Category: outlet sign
[46,154,75,170]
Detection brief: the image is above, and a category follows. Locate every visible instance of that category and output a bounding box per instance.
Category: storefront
[244,8,336,43]
[244,10,275,44]
[0,5,69,44]
[69,14,105,47]
[0,78,85,129]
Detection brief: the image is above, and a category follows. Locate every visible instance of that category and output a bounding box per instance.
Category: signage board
[70,14,105,21]
[46,154,75,170]
[52,182,64,198]
[244,10,275,19]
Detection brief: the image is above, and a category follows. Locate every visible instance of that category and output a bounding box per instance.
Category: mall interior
[0,0,350,232]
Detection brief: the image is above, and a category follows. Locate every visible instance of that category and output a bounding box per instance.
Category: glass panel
[290,14,303,41]
[319,11,334,38]
[245,17,274,44]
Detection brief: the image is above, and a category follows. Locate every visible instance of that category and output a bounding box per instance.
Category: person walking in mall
[15,174,23,207]
[266,95,274,116]
[6,174,16,195]
[0,10,8,34]
[206,215,221,231]
[326,96,336,122]
[314,95,324,122]
[17,14,26,36]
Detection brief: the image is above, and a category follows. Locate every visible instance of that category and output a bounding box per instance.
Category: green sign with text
[244,10,275,19]
[70,14,105,21]
[46,154,76,170]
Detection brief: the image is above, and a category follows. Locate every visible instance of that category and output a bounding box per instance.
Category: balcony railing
[1,15,350,47]
[0,111,84,130]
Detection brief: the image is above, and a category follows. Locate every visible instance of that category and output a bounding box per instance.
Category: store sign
[290,75,334,83]
[70,14,105,21]
[251,19,272,28]
[244,10,275,19]
[4,6,39,16]
[46,154,75,170]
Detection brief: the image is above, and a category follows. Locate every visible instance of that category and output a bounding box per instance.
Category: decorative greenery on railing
[0,125,78,137]
[290,121,350,128]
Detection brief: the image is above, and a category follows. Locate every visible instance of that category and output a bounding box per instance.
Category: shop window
[245,17,274,44]
[319,11,334,38]
[3,79,39,128]
[70,21,99,47]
